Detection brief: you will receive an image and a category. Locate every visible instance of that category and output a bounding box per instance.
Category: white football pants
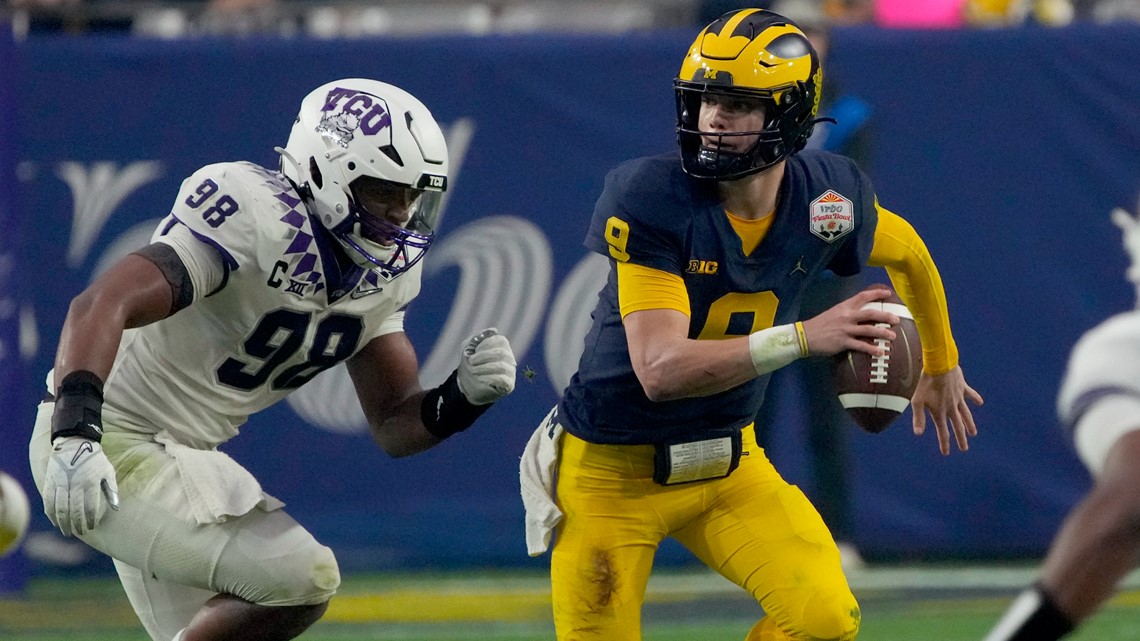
[29,400,340,641]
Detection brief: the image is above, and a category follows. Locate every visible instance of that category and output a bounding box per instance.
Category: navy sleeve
[583,158,687,276]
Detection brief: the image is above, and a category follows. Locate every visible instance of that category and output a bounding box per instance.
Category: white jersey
[1056,310,1140,475]
[102,161,421,449]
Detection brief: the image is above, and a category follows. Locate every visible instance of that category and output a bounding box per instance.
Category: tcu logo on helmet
[317,88,393,148]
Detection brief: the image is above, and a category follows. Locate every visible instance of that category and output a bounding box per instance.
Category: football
[832,293,923,433]
[0,470,31,558]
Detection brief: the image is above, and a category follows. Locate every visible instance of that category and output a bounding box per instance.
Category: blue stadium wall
[2,24,1140,574]
[0,22,31,591]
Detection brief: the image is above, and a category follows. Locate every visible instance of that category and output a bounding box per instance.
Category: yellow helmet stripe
[700,8,763,59]
[681,24,813,93]
[711,8,763,38]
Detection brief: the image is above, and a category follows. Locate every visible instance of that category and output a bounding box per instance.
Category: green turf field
[3,565,1139,640]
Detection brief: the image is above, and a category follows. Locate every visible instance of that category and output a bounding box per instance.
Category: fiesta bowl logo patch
[317,88,393,149]
[809,190,854,242]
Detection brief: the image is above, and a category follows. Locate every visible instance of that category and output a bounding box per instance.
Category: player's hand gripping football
[43,436,120,537]
[456,328,517,405]
[801,286,899,357]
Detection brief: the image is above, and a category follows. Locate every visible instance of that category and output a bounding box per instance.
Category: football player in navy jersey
[520,8,983,641]
[982,202,1140,640]
[28,79,516,641]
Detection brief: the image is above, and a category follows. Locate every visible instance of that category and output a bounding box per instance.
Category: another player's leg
[1043,430,1140,618]
[983,430,1140,641]
[179,594,328,641]
[101,501,337,641]
[674,426,858,641]
[114,559,216,641]
[115,555,330,641]
[550,433,668,641]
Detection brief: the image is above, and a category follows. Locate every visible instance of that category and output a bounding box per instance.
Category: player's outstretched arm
[864,208,983,453]
[348,328,516,457]
[46,246,182,537]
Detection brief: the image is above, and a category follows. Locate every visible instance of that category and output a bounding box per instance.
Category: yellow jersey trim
[616,261,691,318]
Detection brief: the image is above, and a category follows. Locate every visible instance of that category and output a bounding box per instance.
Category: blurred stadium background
[2,0,1140,638]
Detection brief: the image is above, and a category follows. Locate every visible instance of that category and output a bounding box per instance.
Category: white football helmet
[278,78,449,277]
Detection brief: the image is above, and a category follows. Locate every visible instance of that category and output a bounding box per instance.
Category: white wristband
[747,323,805,376]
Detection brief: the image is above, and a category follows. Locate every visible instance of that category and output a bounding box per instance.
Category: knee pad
[215,513,341,606]
[254,542,340,606]
[799,590,860,641]
[269,542,341,606]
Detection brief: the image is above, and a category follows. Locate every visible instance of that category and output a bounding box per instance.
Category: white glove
[1112,206,1140,303]
[43,436,120,537]
[456,328,517,405]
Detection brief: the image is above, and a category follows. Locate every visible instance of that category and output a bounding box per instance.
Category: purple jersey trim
[168,214,238,296]
[158,216,179,236]
[1063,385,1140,434]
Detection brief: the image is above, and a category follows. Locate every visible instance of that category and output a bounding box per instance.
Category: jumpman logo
[789,256,807,276]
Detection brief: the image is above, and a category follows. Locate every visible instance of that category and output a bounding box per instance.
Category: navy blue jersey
[559,150,879,445]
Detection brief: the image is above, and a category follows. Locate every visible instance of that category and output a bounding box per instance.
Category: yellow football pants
[551,425,859,641]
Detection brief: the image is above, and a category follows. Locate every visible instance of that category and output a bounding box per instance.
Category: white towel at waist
[519,406,564,556]
[155,432,285,526]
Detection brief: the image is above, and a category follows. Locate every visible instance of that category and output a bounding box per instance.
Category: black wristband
[420,370,491,439]
[51,370,106,443]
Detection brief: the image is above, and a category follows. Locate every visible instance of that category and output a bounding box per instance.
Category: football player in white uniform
[983,200,1140,641]
[27,78,517,641]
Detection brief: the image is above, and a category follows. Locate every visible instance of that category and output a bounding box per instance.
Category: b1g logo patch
[809,190,854,242]
[316,88,393,149]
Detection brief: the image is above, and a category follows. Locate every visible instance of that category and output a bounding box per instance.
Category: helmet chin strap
[275,146,314,201]
[275,146,303,176]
